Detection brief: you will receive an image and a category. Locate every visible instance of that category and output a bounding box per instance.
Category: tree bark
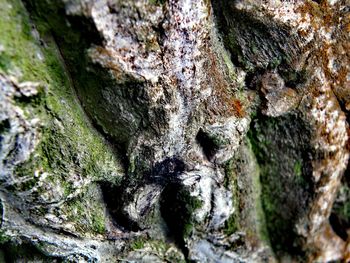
[0,0,349,262]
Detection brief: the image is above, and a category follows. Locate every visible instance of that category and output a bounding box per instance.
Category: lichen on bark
[1,0,350,262]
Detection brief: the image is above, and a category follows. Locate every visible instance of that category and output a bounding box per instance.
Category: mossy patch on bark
[0,0,123,240]
[0,0,123,184]
[247,112,313,258]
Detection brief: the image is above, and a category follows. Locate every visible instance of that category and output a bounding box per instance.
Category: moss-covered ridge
[0,0,123,239]
[24,0,152,152]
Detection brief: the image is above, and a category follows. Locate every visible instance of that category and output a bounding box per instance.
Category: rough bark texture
[0,0,349,262]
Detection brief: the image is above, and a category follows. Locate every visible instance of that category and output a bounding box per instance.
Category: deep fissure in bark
[196,129,220,161]
[160,183,202,259]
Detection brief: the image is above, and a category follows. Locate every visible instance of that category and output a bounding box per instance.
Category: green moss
[333,185,350,221]
[62,181,74,197]
[0,53,12,72]
[1,242,58,262]
[248,126,284,248]
[223,160,240,236]
[216,38,237,83]
[246,140,269,243]
[131,237,146,250]
[26,0,148,147]
[63,192,106,235]
[269,57,282,69]
[91,214,106,234]
[14,152,37,179]
[148,240,185,262]
[182,196,203,238]
[224,213,238,236]
[0,0,46,81]
[160,183,203,247]
[293,160,307,186]
[248,130,269,163]
[247,114,312,258]
[339,202,350,220]
[0,230,10,245]
[0,0,123,194]
[149,0,166,5]
[128,238,186,262]
[293,161,302,177]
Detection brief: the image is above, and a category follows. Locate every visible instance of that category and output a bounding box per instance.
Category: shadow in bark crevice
[160,183,202,260]
[101,157,187,232]
[196,129,220,161]
[330,172,350,242]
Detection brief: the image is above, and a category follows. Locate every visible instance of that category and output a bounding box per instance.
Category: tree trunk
[0,0,349,262]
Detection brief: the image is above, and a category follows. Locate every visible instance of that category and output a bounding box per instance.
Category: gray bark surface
[0,0,349,262]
